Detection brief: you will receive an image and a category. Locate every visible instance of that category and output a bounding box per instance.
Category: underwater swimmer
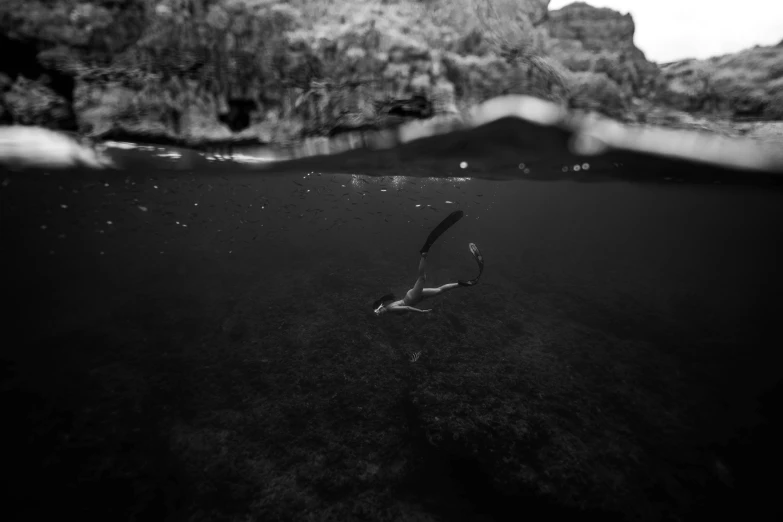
[373,210,484,316]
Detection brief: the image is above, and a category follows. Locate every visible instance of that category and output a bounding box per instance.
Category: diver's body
[381,252,460,314]
[373,210,484,316]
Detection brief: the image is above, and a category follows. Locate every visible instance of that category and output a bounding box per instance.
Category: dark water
[2,133,782,521]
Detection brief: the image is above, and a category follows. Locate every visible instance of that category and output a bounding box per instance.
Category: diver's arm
[385,304,428,314]
[382,303,406,314]
[406,306,432,313]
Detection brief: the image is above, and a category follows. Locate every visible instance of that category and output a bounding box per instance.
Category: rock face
[0,0,779,147]
[547,2,637,53]
[519,0,551,26]
[544,2,663,119]
[0,34,78,130]
[658,45,783,119]
[0,0,567,145]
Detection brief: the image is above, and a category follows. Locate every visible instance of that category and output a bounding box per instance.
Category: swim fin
[458,242,484,286]
[420,210,464,255]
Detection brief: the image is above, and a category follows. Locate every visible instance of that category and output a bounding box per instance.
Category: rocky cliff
[0,0,779,149]
[543,2,782,124]
[658,44,783,119]
[548,2,637,51]
[1,0,572,148]
[544,1,663,118]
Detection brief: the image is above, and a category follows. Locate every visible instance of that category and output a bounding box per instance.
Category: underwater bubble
[573,165,581,172]
[582,163,590,170]
[460,161,468,169]
[562,166,568,172]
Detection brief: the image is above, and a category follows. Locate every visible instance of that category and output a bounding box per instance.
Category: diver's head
[372,293,396,316]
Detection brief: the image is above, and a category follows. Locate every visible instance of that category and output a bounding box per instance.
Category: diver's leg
[417,252,428,277]
[405,254,428,304]
[421,282,460,299]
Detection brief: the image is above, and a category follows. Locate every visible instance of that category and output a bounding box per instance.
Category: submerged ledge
[1,95,783,185]
[260,96,783,176]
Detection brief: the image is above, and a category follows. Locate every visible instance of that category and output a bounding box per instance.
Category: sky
[548,0,783,63]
